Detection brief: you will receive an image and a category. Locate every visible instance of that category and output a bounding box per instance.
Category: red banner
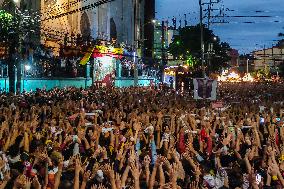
[212,101,224,109]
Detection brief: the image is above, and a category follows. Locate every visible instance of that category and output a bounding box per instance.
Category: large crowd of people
[0,81,283,189]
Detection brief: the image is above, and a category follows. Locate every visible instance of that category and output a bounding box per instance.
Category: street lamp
[25,64,31,71]
[13,0,20,8]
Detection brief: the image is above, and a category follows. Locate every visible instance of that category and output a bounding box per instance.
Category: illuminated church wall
[40,0,144,46]
[108,0,135,44]
[80,0,137,45]
[40,0,81,40]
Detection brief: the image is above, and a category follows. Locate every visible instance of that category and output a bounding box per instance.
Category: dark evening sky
[156,0,284,54]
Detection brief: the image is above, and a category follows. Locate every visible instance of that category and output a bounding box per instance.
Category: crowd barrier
[0,77,157,92]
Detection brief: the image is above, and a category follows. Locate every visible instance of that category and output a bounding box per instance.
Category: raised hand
[115,173,122,189]
[157,112,163,119]
[169,162,179,185]
[130,161,141,178]
[169,148,178,158]
[32,175,41,189]
[91,163,100,178]
[74,155,82,173]
[3,170,10,181]
[245,148,252,159]
[185,141,195,152]
[0,156,5,170]
[57,156,64,170]
[102,163,115,180]
[90,184,106,189]
[160,156,171,170]
[98,184,107,189]
[189,181,199,189]
[116,149,124,161]
[24,177,32,189]
[128,149,136,164]
[268,163,279,176]
[194,165,202,177]
[83,170,91,182]
[14,174,26,188]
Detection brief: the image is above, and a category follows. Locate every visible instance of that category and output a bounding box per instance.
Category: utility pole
[199,0,205,77]
[207,0,212,30]
[161,20,166,82]
[199,0,222,77]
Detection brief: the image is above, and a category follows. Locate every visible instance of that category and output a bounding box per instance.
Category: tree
[0,10,13,42]
[0,1,40,93]
[168,25,231,74]
[0,6,19,93]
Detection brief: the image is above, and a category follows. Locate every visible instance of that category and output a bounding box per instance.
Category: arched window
[80,12,91,38]
[110,17,117,40]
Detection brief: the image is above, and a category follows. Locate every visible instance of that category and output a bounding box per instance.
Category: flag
[193,78,217,100]
[80,47,94,65]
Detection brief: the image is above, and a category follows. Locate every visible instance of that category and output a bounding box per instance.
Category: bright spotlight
[25,65,31,71]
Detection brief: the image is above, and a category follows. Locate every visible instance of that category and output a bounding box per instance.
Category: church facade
[40,0,148,47]
[0,0,155,61]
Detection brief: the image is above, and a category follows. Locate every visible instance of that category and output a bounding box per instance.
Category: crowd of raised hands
[0,82,283,189]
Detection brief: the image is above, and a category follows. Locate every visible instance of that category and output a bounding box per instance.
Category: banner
[92,45,123,59]
[212,101,224,109]
[193,78,217,100]
[80,47,94,65]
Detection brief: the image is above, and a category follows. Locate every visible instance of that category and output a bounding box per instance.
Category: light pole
[133,0,140,86]
[207,36,217,73]
[246,59,249,74]
[23,64,31,91]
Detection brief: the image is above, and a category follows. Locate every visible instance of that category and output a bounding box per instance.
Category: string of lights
[40,0,87,16]
[40,0,95,24]
[42,0,115,21]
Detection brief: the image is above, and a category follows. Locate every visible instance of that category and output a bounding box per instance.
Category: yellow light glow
[228,71,239,79]
[217,71,256,83]
[242,73,254,82]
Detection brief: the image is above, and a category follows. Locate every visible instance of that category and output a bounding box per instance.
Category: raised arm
[54,158,63,189]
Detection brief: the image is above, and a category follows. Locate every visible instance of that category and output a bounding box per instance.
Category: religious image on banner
[193,78,217,100]
[94,56,116,87]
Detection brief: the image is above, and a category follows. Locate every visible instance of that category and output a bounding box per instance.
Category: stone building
[252,46,284,71]
[1,0,155,59]
[40,0,154,51]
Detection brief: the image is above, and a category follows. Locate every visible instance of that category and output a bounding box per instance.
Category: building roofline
[251,46,284,54]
